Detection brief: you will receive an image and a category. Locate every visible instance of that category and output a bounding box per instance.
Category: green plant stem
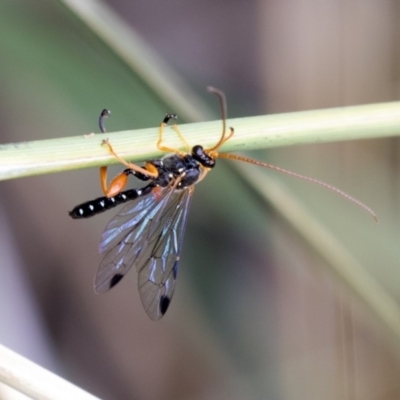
[1,101,400,181]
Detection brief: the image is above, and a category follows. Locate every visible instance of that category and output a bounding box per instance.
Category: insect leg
[101,139,158,180]
[157,113,190,154]
[98,109,158,198]
[98,109,120,196]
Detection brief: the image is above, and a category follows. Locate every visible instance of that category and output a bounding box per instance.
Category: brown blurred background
[1,0,400,399]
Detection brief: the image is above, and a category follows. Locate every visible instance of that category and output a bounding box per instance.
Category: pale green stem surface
[1,101,400,181]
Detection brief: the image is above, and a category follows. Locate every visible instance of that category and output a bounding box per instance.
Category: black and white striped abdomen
[69,184,154,219]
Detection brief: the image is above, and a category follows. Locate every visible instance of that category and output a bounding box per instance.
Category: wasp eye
[192,145,204,158]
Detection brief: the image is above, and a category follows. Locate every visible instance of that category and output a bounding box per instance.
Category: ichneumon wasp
[69,87,377,321]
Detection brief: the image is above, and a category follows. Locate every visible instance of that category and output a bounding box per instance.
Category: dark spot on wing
[110,274,124,289]
[159,295,171,315]
[172,260,178,279]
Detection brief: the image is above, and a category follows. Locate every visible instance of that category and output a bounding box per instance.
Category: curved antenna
[206,87,232,153]
[99,109,111,133]
[218,153,378,222]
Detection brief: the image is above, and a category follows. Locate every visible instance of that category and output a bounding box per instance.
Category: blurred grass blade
[234,163,400,351]
[57,0,212,122]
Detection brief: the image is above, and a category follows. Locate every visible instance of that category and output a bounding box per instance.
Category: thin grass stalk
[0,344,101,400]
[1,101,400,181]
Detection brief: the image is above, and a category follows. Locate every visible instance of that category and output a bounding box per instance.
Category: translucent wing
[136,187,194,319]
[95,184,194,320]
[96,187,173,293]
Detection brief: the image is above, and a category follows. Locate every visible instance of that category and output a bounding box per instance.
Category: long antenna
[218,153,378,222]
[206,86,229,152]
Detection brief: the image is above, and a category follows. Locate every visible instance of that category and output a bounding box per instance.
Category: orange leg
[99,112,191,199]
[172,124,190,150]
[99,166,130,197]
[157,123,182,153]
[156,114,190,154]
[100,139,158,198]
